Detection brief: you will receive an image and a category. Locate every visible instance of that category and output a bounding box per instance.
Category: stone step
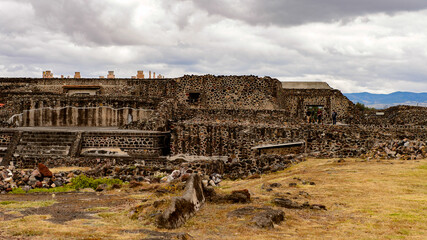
[19,141,74,146]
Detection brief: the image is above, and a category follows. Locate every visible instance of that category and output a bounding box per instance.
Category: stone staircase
[14,131,77,159]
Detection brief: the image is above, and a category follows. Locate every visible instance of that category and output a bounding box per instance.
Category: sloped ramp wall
[12,107,154,127]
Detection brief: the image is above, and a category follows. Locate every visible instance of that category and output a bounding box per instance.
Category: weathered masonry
[1,74,402,168]
[0,129,170,168]
[0,76,356,128]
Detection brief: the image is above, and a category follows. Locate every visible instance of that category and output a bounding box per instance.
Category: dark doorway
[188,92,201,104]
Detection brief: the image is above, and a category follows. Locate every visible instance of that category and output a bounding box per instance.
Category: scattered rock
[251,209,285,229]
[273,198,326,210]
[273,198,303,209]
[227,206,285,229]
[298,191,310,197]
[247,173,261,179]
[227,189,251,203]
[38,163,53,178]
[129,180,143,188]
[96,184,108,192]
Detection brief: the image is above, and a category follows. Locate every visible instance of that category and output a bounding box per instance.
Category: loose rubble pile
[0,160,225,194]
[0,163,72,193]
[361,139,426,160]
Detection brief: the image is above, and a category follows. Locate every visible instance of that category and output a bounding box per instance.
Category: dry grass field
[0,158,426,240]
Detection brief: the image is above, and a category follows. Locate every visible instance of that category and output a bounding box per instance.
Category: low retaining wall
[171,122,427,159]
[0,129,170,167]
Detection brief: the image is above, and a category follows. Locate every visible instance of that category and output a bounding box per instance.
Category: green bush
[70,175,123,190]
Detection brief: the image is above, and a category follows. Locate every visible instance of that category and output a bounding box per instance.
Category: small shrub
[71,174,123,190]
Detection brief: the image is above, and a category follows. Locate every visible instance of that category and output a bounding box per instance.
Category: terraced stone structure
[0,74,424,170]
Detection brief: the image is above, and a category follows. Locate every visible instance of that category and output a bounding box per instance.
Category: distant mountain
[344,92,427,109]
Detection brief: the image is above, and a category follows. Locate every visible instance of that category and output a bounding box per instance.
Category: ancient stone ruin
[0,73,425,171]
[1,72,426,232]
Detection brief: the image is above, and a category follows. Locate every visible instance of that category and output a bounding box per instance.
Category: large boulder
[157,174,205,229]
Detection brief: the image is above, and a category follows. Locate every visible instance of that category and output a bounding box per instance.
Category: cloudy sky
[1,0,427,93]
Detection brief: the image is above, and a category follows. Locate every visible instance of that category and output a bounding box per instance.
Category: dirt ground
[0,158,426,240]
[1,192,137,223]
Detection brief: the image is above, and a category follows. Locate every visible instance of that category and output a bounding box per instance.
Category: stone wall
[171,121,427,159]
[0,78,172,96]
[0,130,170,167]
[1,76,359,127]
[81,132,170,157]
[257,145,304,156]
[0,132,13,162]
[175,108,293,124]
[173,75,284,110]
[361,106,427,126]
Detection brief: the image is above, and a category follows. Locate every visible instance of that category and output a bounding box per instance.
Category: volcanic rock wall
[173,75,284,110]
[81,131,170,157]
[171,121,427,159]
[361,106,427,126]
[0,132,13,162]
[175,108,293,124]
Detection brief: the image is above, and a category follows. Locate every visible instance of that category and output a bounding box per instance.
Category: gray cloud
[0,0,426,93]
[193,0,427,26]
[27,0,145,46]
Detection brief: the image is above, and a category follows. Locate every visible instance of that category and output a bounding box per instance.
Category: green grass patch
[9,185,76,194]
[86,207,110,212]
[389,212,424,222]
[98,212,118,219]
[0,200,56,209]
[71,175,123,190]
[417,164,427,170]
[0,201,17,205]
[12,229,43,237]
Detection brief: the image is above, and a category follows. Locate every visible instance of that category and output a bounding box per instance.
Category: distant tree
[355,102,376,112]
